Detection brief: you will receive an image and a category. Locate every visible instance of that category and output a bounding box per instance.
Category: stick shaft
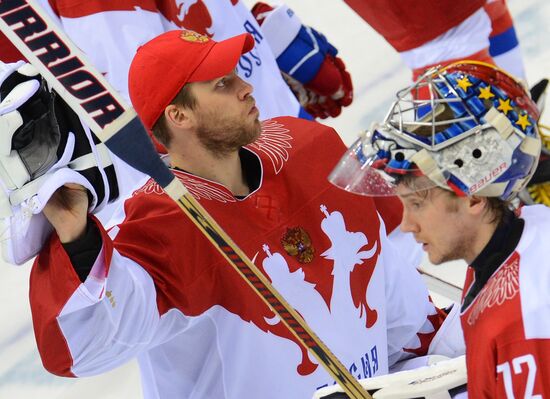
[0,2,371,397]
[418,267,462,303]
[177,194,370,398]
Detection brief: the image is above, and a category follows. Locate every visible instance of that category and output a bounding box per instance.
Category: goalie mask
[330,61,541,201]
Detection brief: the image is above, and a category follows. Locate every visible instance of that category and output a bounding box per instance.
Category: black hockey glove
[0,60,118,264]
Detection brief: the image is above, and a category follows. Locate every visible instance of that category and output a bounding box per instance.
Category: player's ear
[164,104,194,130]
[466,196,486,217]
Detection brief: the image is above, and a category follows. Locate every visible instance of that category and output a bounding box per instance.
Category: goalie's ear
[164,102,195,131]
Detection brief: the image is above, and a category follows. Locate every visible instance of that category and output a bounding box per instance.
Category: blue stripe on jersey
[298,106,314,120]
[489,27,520,57]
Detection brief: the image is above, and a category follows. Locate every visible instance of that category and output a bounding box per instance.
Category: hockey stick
[418,267,462,303]
[0,2,372,398]
[314,355,467,399]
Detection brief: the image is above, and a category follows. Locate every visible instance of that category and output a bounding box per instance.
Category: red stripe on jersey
[343,0,485,52]
[31,236,81,377]
[49,0,157,18]
[485,0,514,37]
[0,33,25,62]
[30,218,114,376]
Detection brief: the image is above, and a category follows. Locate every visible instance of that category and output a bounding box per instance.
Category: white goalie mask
[330,61,541,201]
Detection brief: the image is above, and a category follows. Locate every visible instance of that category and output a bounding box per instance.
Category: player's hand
[0,60,117,263]
[252,2,353,119]
[282,71,350,119]
[0,60,118,215]
[302,50,353,118]
[42,183,89,243]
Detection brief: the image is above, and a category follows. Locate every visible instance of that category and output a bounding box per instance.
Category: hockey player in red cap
[0,31,465,398]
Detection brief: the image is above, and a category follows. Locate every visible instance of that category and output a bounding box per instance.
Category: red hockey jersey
[343,0,485,51]
[31,117,445,399]
[461,205,550,398]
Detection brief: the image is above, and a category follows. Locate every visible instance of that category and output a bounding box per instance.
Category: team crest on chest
[467,255,520,325]
[281,227,314,263]
[158,1,214,38]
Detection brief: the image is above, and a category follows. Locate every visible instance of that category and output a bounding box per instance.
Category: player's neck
[170,147,250,196]
[464,218,500,264]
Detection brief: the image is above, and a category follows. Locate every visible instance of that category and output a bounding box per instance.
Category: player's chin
[251,118,261,135]
[429,250,459,266]
[427,250,444,266]
[242,120,262,146]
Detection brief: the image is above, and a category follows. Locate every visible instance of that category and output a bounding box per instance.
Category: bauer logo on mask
[330,61,541,202]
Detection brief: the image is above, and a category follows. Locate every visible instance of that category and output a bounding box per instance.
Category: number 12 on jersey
[496,354,541,399]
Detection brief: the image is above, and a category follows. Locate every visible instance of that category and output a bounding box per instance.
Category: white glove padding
[313,356,467,399]
[0,205,52,266]
[0,61,118,265]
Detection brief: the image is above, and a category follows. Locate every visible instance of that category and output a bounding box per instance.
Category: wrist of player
[42,183,89,243]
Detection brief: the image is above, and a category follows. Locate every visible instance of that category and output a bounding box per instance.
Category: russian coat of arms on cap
[180,29,209,43]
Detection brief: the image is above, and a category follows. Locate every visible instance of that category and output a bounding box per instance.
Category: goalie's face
[397,185,483,265]
[187,70,261,156]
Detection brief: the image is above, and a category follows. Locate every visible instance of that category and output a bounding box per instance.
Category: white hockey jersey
[30,0,302,120]
[30,117,444,399]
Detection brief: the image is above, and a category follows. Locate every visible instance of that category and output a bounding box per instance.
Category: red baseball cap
[129,29,255,131]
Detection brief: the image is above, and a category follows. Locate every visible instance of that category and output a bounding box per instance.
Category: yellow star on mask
[497,98,513,115]
[516,113,532,130]
[456,76,473,91]
[478,86,495,100]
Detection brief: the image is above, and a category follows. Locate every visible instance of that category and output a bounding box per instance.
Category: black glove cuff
[62,218,103,282]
